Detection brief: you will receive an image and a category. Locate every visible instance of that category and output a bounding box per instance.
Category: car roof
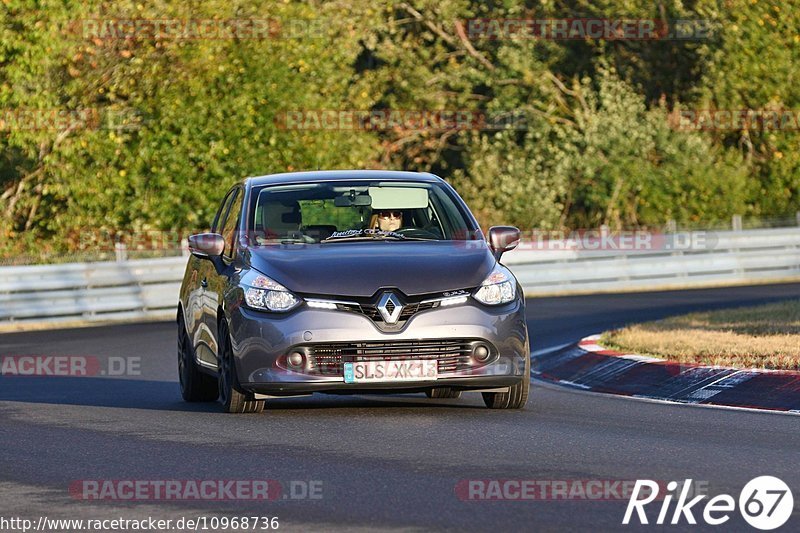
[246,170,443,188]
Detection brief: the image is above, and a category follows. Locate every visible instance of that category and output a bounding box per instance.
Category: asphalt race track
[2,283,800,531]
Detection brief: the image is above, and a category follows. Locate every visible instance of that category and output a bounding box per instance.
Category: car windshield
[249,180,477,244]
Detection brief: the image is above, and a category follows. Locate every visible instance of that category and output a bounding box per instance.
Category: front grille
[303,289,469,331]
[298,339,483,377]
[343,300,439,322]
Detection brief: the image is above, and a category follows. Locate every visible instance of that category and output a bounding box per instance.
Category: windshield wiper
[255,237,309,245]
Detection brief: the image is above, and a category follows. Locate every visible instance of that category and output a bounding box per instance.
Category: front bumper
[228,298,529,395]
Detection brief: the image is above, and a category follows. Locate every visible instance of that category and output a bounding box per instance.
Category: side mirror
[188,233,224,258]
[487,226,520,260]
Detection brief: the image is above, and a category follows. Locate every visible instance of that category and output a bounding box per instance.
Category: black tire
[217,320,265,414]
[425,387,462,399]
[482,356,530,409]
[178,314,219,402]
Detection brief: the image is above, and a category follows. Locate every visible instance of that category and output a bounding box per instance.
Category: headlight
[242,273,301,312]
[473,264,516,305]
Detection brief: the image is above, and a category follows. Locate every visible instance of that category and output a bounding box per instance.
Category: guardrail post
[796,211,800,227]
[115,242,128,262]
[730,216,744,277]
[181,238,190,257]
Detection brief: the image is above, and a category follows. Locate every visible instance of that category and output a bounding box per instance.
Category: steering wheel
[395,227,440,239]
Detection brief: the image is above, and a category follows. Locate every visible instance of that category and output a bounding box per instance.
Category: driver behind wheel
[370,209,403,232]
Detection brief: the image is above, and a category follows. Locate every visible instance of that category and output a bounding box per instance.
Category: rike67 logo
[624,476,794,530]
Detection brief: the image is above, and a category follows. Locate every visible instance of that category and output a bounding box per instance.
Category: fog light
[287,351,305,368]
[473,344,490,362]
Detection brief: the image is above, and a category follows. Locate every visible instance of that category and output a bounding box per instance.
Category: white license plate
[343,359,438,383]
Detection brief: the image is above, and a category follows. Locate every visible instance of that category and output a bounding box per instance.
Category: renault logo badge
[377,292,403,324]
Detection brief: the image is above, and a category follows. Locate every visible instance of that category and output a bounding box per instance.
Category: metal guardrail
[0,257,186,325]
[0,227,798,326]
[503,226,800,294]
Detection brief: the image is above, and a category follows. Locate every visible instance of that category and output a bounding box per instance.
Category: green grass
[600,300,800,370]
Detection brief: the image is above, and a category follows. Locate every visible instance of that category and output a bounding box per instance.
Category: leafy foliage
[0,0,797,259]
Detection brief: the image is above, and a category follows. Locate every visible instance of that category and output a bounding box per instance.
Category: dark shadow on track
[0,377,213,412]
[0,376,484,411]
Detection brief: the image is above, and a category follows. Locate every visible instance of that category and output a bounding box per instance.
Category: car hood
[246,241,496,297]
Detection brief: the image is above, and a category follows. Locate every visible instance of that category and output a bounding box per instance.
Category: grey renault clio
[178,170,529,413]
